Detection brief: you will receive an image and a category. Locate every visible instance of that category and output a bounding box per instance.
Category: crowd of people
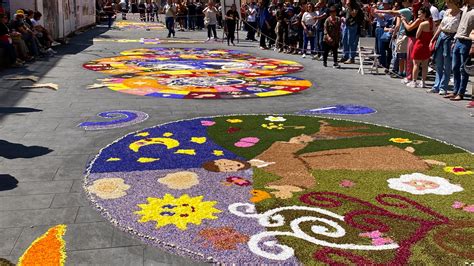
[0,9,59,68]
[234,0,473,107]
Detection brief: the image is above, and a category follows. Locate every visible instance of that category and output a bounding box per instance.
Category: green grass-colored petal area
[207,115,321,159]
[205,115,473,265]
[207,115,465,158]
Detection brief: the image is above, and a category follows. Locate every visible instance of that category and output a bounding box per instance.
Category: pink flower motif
[234,137,260,148]
[372,237,394,246]
[226,176,252,186]
[463,205,474,212]
[201,120,215,127]
[359,230,382,239]
[452,201,465,209]
[339,180,355,188]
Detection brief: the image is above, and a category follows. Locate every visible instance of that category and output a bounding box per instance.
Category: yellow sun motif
[135,194,221,230]
[389,138,413,144]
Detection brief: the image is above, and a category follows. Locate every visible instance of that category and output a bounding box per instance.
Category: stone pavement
[0,16,473,265]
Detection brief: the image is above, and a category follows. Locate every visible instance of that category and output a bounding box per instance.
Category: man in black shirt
[187,1,196,30]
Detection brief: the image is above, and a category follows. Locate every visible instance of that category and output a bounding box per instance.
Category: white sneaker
[273,48,278,52]
[406,81,419,88]
[419,81,426,88]
[439,89,447,95]
[51,41,61,47]
[401,78,409,85]
[47,48,57,54]
[302,54,306,58]
[205,38,210,42]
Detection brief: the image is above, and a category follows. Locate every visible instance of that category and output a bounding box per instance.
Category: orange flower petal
[18,225,67,266]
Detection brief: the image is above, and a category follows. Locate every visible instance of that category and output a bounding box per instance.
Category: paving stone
[111,228,143,247]
[64,222,114,251]
[5,168,57,182]
[51,193,87,208]
[74,206,105,223]
[0,180,73,196]
[0,227,22,256]
[144,246,207,266]
[0,195,54,211]
[54,167,85,180]
[67,246,144,265]
[70,179,84,193]
[0,207,78,228]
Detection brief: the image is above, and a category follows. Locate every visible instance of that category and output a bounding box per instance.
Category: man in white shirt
[246,2,257,41]
[165,0,176,37]
[449,2,474,101]
[423,0,440,25]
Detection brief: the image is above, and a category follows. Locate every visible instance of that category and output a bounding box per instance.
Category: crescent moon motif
[129,138,180,152]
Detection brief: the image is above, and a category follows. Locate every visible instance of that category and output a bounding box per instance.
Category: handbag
[464,56,474,76]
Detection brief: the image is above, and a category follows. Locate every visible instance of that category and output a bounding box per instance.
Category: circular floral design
[84,115,473,264]
[387,173,463,195]
[83,48,311,99]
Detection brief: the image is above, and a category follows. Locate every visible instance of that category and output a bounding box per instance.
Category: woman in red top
[407,6,433,88]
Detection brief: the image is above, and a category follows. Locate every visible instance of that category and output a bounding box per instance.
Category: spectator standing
[275,3,287,51]
[400,2,423,85]
[104,0,115,28]
[301,3,317,57]
[422,0,441,26]
[376,0,414,78]
[323,6,342,67]
[152,2,159,22]
[373,0,392,68]
[203,1,219,40]
[187,1,196,30]
[407,6,433,88]
[120,0,128,20]
[446,0,474,101]
[196,1,205,30]
[138,1,146,21]
[146,1,153,22]
[428,0,462,95]
[313,0,328,60]
[165,0,176,37]
[246,2,258,41]
[258,2,272,49]
[225,4,240,45]
[287,8,300,53]
[341,0,363,63]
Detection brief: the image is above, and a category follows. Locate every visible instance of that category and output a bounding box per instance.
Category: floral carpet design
[78,110,148,130]
[113,21,165,31]
[298,104,377,115]
[93,38,205,44]
[83,48,311,99]
[84,115,473,264]
[18,225,67,266]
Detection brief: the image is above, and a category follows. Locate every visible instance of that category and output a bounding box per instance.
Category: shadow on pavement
[0,174,19,191]
[0,140,53,159]
[0,26,110,109]
[0,107,42,114]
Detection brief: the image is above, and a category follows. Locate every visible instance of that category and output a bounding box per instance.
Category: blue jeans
[452,38,471,96]
[433,32,454,92]
[390,40,399,73]
[303,31,316,54]
[316,29,324,56]
[375,27,384,55]
[165,17,175,37]
[343,24,359,60]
